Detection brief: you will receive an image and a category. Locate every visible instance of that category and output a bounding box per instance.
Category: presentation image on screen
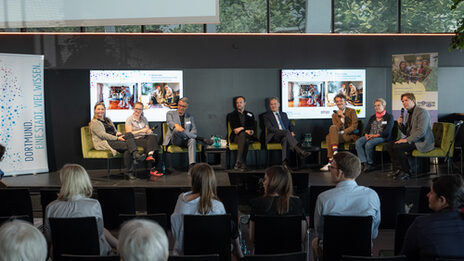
[90,70,183,122]
[282,69,366,119]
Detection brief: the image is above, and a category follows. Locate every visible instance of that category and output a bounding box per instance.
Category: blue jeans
[355,136,386,164]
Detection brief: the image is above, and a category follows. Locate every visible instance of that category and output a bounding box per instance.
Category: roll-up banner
[0,53,48,176]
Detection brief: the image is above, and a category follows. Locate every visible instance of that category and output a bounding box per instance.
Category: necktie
[276,112,286,130]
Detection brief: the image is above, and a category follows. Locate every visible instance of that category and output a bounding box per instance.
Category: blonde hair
[190,163,220,214]
[264,165,294,214]
[58,164,93,201]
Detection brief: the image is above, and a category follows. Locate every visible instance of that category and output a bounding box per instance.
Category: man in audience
[263,97,310,167]
[119,219,169,261]
[228,96,257,171]
[320,94,359,171]
[163,97,212,168]
[0,220,48,261]
[312,151,381,260]
[387,92,434,180]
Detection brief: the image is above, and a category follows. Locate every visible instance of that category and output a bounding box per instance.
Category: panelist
[387,93,434,180]
[125,102,161,176]
[263,97,310,167]
[228,96,256,171]
[320,94,359,171]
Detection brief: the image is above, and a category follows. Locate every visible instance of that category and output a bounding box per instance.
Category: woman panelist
[355,98,393,172]
[90,102,145,179]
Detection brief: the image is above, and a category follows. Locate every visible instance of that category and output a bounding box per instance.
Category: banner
[392,53,438,123]
[0,53,48,176]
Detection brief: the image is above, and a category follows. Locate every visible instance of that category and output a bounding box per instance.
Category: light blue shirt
[314,180,381,241]
[170,191,226,255]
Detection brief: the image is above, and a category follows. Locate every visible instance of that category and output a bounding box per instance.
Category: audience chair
[96,187,136,230]
[370,186,406,229]
[435,258,464,261]
[394,213,429,255]
[81,126,122,178]
[253,215,303,255]
[242,252,306,261]
[162,123,202,169]
[146,187,189,229]
[61,255,120,261]
[226,114,261,169]
[341,255,407,261]
[375,121,401,171]
[40,188,60,224]
[412,122,455,175]
[0,215,31,225]
[308,185,335,228]
[119,213,168,232]
[183,214,231,261]
[217,186,239,236]
[0,188,33,223]
[323,215,372,261]
[168,254,220,261]
[49,217,100,261]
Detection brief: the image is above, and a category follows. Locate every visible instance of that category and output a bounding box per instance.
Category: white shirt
[273,112,284,130]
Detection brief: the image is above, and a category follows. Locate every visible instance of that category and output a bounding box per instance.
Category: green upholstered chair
[81,126,121,178]
[320,120,363,161]
[227,120,261,168]
[412,122,455,175]
[264,120,296,166]
[375,121,401,171]
[162,123,201,168]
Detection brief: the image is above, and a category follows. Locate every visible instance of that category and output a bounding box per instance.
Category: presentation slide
[90,70,183,122]
[282,69,366,119]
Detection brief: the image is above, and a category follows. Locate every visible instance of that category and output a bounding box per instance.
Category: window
[216,0,267,33]
[270,0,306,33]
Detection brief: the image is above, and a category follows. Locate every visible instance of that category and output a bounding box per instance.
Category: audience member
[0,220,47,261]
[402,175,464,261]
[355,98,393,172]
[263,98,310,167]
[0,143,6,188]
[119,219,169,261]
[320,94,359,171]
[312,151,380,260]
[43,164,118,255]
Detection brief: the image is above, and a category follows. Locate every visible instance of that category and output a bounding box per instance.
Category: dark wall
[4,34,461,170]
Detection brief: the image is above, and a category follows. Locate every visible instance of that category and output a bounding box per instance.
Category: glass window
[114,26,142,33]
[270,0,306,33]
[216,0,267,33]
[144,24,203,33]
[401,0,464,33]
[85,26,106,32]
[25,27,81,32]
[334,0,397,33]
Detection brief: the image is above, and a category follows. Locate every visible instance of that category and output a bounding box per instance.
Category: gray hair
[179,97,189,104]
[0,220,47,261]
[269,97,279,103]
[374,98,387,107]
[119,219,169,261]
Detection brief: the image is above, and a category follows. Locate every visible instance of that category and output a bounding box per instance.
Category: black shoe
[393,170,410,181]
[364,164,377,173]
[388,169,401,177]
[196,136,213,145]
[239,163,248,172]
[132,152,146,164]
[400,172,410,181]
[295,147,311,159]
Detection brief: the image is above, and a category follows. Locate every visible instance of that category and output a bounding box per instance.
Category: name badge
[247,113,253,117]
[186,121,191,125]
[381,121,387,125]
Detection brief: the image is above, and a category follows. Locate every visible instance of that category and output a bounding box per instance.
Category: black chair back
[168,254,220,261]
[341,255,407,261]
[217,186,239,237]
[183,214,231,261]
[253,215,302,254]
[394,213,429,255]
[146,187,189,229]
[49,217,100,261]
[40,189,60,223]
[309,185,335,228]
[323,215,372,261]
[435,258,464,261]
[0,188,33,223]
[242,251,306,261]
[61,255,120,261]
[370,186,406,229]
[119,213,168,232]
[97,188,136,230]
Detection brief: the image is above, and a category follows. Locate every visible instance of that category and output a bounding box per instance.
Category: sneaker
[145,155,156,162]
[320,163,330,172]
[150,168,164,177]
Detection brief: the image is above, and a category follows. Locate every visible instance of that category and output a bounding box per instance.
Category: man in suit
[387,92,434,180]
[263,97,310,166]
[320,93,359,171]
[163,97,211,167]
[228,96,256,171]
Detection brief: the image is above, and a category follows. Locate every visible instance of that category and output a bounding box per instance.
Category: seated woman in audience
[43,164,118,255]
[402,175,464,261]
[355,98,393,172]
[249,165,307,252]
[171,163,242,258]
[90,102,145,179]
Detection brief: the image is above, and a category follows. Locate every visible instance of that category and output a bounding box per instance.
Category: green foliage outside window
[451,0,464,49]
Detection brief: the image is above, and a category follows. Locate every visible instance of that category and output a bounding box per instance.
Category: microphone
[333,110,339,117]
[400,108,405,119]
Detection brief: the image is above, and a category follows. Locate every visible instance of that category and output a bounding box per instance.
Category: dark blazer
[228,110,256,141]
[400,106,435,152]
[363,112,394,140]
[263,110,294,144]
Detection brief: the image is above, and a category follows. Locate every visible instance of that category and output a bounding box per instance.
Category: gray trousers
[171,131,197,165]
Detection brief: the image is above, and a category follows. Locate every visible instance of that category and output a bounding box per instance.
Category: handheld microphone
[333,110,340,117]
[400,108,405,119]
